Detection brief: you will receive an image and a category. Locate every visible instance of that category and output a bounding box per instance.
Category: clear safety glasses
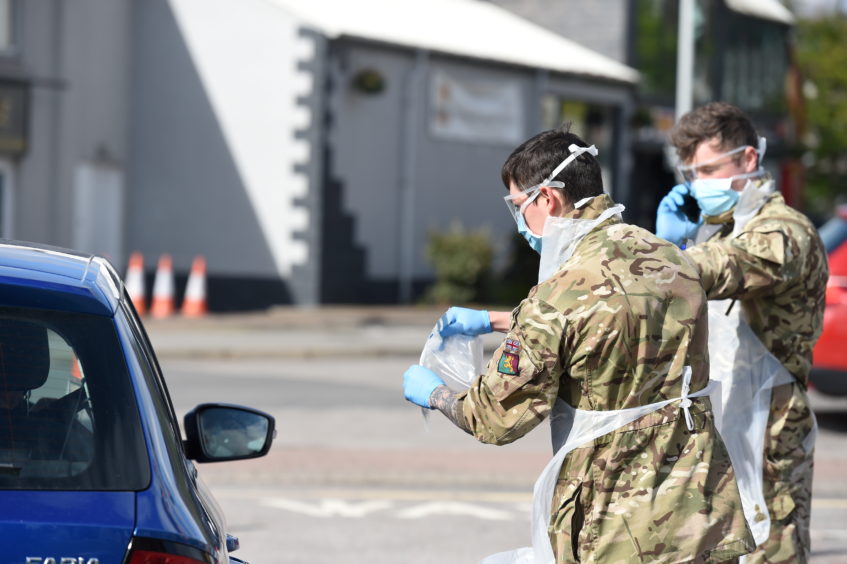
[503,181,565,224]
[676,137,767,183]
[503,144,598,224]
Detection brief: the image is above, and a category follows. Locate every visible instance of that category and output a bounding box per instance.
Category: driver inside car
[0,318,92,469]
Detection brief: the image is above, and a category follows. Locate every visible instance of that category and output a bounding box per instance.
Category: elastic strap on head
[757,136,767,163]
[544,144,599,185]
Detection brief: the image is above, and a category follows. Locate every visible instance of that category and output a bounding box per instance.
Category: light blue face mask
[689,177,742,216]
[682,137,767,216]
[516,211,543,253]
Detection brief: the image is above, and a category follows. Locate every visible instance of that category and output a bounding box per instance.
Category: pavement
[143,305,504,360]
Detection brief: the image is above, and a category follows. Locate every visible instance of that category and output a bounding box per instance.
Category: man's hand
[403,365,445,409]
[656,184,702,246]
[437,307,492,338]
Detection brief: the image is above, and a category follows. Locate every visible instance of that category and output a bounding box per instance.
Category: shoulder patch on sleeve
[497,351,519,375]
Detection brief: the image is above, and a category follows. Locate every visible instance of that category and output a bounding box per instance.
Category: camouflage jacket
[459,195,753,563]
[686,191,828,386]
[686,188,826,539]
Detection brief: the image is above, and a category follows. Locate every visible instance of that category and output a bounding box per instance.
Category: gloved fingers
[658,192,683,212]
[662,184,690,209]
[437,307,460,338]
[403,364,444,409]
[671,183,691,197]
[439,323,460,339]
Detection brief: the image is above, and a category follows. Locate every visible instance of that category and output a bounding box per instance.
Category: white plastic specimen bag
[418,323,484,391]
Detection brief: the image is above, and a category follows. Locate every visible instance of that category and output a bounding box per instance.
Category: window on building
[720,18,788,114]
[541,97,617,191]
[633,0,714,105]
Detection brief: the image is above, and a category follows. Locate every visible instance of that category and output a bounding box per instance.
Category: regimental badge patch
[497,351,519,375]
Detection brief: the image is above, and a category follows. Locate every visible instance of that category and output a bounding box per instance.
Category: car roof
[0,240,123,316]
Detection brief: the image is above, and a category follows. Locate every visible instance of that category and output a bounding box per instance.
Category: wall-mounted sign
[430,69,524,145]
[0,81,27,157]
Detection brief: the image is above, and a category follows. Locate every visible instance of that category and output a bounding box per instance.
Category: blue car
[0,241,274,564]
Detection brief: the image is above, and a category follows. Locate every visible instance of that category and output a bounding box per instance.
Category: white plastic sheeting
[707,300,802,548]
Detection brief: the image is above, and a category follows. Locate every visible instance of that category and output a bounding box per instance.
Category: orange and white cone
[125,251,147,315]
[181,256,208,318]
[150,254,176,319]
[70,354,83,380]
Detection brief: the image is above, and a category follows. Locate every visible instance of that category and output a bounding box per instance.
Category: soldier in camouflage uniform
[403,127,753,562]
[656,102,827,563]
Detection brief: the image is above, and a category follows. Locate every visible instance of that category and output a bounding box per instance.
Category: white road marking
[263,498,392,518]
[396,501,513,521]
[214,487,532,503]
[262,496,518,521]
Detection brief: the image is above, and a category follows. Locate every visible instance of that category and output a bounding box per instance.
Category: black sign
[0,81,27,156]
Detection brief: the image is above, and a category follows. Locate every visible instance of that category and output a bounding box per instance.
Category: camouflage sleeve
[685,224,801,301]
[459,297,565,446]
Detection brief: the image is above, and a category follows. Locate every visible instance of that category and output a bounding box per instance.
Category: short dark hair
[501,125,603,206]
[670,102,758,163]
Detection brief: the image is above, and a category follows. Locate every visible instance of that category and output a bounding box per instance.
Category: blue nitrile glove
[437,307,492,339]
[656,184,702,247]
[403,365,445,409]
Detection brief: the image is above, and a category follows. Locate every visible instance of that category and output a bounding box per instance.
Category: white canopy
[725,0,795,25]
[268,0,639,84]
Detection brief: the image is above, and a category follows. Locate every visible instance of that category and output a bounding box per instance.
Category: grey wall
[15,0,131,252]
[14,0,58,243]
[325,39,633,302]
[327,42,538,302]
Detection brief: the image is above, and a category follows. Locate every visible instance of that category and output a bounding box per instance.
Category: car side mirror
[183,403,275,463]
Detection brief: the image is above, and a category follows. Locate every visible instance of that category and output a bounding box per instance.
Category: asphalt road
[159,354,847,564]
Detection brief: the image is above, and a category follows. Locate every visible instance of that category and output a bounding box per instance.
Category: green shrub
[491,231,540,306]
[424,223,493,305]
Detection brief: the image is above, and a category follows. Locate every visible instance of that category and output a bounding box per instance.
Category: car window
[819,217,847,254]
[0,308,149,491]
[118,301,194,479]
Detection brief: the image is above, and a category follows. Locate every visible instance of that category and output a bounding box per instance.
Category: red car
[810,206,847,395]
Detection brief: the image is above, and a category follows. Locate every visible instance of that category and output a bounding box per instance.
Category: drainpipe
[398,49,428,304]
[676,0,695,120]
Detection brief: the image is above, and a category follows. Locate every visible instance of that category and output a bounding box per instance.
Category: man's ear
[540,186,571,216]
[744,145,759,173]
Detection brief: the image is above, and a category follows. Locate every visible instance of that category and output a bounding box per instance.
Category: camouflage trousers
[744,382,815,563]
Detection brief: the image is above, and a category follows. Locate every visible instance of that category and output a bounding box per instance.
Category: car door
[116,300,230,562]
[0,308,148,563]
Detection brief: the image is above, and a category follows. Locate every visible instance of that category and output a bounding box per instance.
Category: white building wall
[165,0,314,277]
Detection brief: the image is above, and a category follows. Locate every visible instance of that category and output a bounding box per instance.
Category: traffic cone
[70,354,82,380]
[125,252,146,315]
[150,254,175,319]
[181,255,208,318]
